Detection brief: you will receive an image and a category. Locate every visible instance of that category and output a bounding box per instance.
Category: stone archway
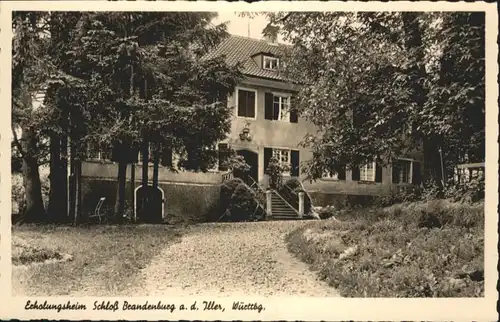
[134,185,165,223]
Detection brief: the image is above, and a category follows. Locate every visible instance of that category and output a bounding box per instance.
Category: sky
[214,12,270,40]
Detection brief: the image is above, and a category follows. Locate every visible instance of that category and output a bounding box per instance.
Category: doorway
[236,149,259,184]
[134,185,164,223]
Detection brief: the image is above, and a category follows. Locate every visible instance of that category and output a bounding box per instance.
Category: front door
[236,149,258,184]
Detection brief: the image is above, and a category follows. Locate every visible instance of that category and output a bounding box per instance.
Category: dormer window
[263,56,279,70]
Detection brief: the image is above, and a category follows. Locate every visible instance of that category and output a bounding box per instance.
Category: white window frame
[272,92,291,122]
[235,86,257,120]
[263,56,279,71]
[394,158,414,184]
[272,147,291,177]
[360,161,376,182]
[87,144,112,162]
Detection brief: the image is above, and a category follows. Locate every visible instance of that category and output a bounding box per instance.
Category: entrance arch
[236,149,259,183]
[134,185,165,223]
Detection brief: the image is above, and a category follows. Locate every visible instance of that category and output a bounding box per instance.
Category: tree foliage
[262,12,485,185]
[12,11,243,222]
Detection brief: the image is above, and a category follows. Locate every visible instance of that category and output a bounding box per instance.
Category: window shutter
[237,90,246,117]
[291,150,300,177]
[336,165,346,180]
[290,96,298,123]
[375,162,383,183]
[265,93,273,120]
[392,160,400,184]
[264,147,272,171]
[412,161,421,185]
[218,143,229,171]
[161,146,173,167]
[352,165,360,181]
[247,91,256,118]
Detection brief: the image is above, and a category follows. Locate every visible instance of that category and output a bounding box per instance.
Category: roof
[203,34,290,81]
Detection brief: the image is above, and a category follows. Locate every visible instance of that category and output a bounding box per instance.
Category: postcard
[1,1,498,320]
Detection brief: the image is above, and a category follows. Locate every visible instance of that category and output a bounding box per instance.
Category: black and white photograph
[1,1,498,320]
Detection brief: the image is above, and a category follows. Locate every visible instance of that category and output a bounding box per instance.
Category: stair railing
[221,171,234,183]
[270,189,299,215]
[280,183,300,211]
[246,175,268,218]
[298,180,315,212]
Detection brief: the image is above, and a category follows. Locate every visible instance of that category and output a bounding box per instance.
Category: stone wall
[81,178,221,224]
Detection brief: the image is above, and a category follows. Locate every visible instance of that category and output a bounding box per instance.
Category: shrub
[284,177,302,190]
[373,187,421,208]
[223,153,251,179]
[12,168,50,215]
[229,183,258,221]
[220,178,245,213]
[286,200,484,297]
[315,205,337,219]
[265,156,290,189]
[445,174,484,203]
[219,178,263,222]
[12,174,25,214]
[421,178,443,201]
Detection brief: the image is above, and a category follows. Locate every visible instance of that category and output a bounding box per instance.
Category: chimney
[262,23,279,44]
[263,33,277,44]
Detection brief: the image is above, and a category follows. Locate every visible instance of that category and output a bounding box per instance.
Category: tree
[11,12,73,222]
[259,12,484,190]
[52,12,243,220]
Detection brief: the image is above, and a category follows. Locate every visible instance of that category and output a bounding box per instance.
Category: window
[265,148,300,177]
[265,93,297,123]
[263,56,279,70]
[160,147,173,167]
[323,171,339,180]
[392,158,421,184]
[272,148,291,175]
[218,143,229,171]
[399,160,412,183]
[237,88,256,118]
[360,162,376,181]
[87,144,112,161]
[322,165,346,181]
[273,94,290,121]
[273,148,290,166]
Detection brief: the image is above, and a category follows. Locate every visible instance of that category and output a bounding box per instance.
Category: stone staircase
[269,190,300,220]
[223,173,305,221]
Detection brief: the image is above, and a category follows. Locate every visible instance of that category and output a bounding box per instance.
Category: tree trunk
[152,143,160,189]
[48,134,60,222]
[68,138,76,224]
[73,158,82,225]
[401,13,443,189]
[60,111,69,222]
[140,139,149,219]
[114,160,128,219]
[48,134,68,223]
[20,128,46,223]
[130,163,136,222]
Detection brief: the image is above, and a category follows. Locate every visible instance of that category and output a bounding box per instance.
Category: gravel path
[125,221,339,297]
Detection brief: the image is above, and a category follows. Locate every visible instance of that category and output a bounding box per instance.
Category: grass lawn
[12,224,183,296]
[286,200,484,297]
